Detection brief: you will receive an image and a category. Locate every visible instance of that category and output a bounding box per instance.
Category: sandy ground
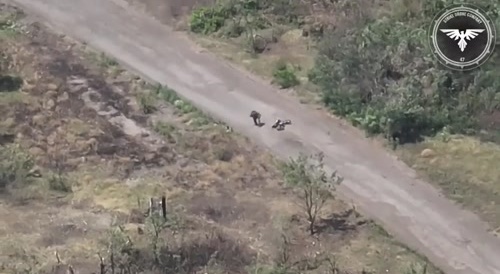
[4,0,500,273]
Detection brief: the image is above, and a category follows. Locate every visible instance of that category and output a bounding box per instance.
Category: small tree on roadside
[281,152,343,235]
[107,226,135,273]
[145,214,168,265]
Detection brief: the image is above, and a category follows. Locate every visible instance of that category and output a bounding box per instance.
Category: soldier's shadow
[257,122,265,127]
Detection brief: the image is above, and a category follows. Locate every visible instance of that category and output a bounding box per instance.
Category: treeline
[189,0,500,144]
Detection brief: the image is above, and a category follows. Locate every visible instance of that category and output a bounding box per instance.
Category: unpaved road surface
[6,0,500,273]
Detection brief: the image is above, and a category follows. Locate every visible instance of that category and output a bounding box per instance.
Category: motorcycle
[271,119,292,130]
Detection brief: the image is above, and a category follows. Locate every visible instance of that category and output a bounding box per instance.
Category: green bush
[0,145,34,190]
[47,172,72,193]
[153,84,212,126]
[136,92,157,114]
[155,84,180,104]
[189,0,301,39]
[308,0,500,143]
[272,63,300,89]
[153,121,177,143]
[0,75,23,92]
[189,6,229,34]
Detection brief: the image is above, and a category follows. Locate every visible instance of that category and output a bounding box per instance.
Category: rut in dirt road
[5,0,500,273]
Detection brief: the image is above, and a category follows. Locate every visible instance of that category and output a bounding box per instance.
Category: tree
[281,153,343,235]
[106,226,135,274]
[145,214,168,264]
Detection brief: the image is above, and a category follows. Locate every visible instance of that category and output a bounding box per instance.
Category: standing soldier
[250,110,262,126]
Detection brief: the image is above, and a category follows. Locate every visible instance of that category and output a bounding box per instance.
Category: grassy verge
[399,134,500,229]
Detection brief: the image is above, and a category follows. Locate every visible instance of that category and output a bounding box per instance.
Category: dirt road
[5,0,500,273]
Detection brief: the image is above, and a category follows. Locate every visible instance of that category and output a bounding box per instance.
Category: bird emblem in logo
[428,4,496,70]
[440,29,485,52]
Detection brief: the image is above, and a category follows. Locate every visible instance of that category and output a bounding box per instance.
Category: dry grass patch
[399,135,500,230]
[72,172,189,214]
[0,90,34,105]
[337,223,432,273]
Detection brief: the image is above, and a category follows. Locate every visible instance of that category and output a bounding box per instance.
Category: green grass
[0,15,20,39]
[153,84,213,127]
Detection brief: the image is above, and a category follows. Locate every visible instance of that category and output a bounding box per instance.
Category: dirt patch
[189,191,270,226]
[37,223,86,247]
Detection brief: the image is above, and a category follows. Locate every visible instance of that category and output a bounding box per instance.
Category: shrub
[153,121,177,143]
[46,172,72,193]
[137,92,157,114]
[0,75,23,92]
[214,148,233,162]
[308,1,500,143]
[0,145,34,190]
[189,6,229,34]
[155,85,180,104]
[272,63,300,89]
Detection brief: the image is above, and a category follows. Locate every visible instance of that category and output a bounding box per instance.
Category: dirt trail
[5,0,500,273]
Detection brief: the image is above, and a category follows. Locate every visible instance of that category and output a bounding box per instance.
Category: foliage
[155,85,193,113]
[152,84,212,126]
[189,5,230,34]
[145,214,170,264]
[153,121,177,143]
[0,75,23,92]
[308,0,500,143]
[189,0,304,46]
[0,16,20,38]
[136,92,157,114]
[100,222,251,274]
[98,52,119,67]
[105,226,137,272]
[0,144,34,190]
[281,153,343,234]
[0,21,23,93]
[272,62,300,89]
[213,147,234,161]
[155,84,180,104]
[46,172,72,193]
